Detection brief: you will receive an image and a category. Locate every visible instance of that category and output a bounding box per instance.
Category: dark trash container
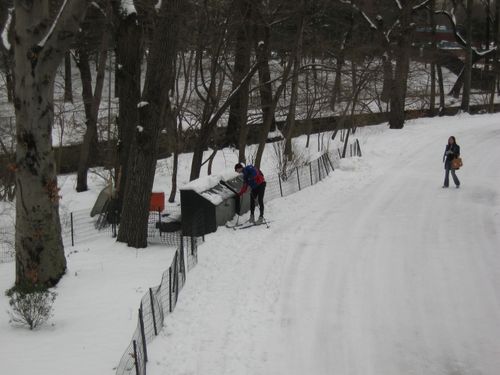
[180,174,250,236]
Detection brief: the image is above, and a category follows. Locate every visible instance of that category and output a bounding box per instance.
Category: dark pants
[250,182,266,217]
[444,161,460,187]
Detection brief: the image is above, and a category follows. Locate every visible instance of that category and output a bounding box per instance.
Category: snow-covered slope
[147,114,500,375]
[1,113,499,375]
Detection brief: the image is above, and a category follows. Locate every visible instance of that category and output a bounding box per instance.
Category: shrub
[6,285,57,330]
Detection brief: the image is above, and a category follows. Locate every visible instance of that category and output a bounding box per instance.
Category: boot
[249,214,255,223]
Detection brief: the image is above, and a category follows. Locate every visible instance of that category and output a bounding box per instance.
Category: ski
[225,222,246,229]
[234,220,271,230]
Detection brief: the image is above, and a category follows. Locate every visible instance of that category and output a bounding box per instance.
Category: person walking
[235,163,266,223]
[442,135,461,188]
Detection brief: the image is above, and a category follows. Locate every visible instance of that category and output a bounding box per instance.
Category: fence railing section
[115,234,197,375]
[264,152,336,202]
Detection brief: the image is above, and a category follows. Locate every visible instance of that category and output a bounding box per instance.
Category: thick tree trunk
[13,0,88,288]
[118,0,181,248]
[226,0,252,149]
[388,52,410,129]
[253,10,276,140]
[114,11,142,209]
[388,10,411,129]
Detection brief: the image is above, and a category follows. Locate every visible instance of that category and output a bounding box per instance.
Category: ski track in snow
[148,117,500,375]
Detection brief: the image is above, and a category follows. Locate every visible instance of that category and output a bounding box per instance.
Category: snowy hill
[1,113,500,375]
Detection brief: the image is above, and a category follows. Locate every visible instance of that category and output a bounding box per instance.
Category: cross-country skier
[234,163,266,224]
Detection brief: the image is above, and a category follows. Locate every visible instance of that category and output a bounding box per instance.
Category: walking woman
[443,136,461,188]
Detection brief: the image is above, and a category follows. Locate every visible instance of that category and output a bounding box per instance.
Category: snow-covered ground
[1,113,500,375]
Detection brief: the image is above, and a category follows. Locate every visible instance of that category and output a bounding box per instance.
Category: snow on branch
[90,1,106,16]
[121,0,137,15]
[435,9,496,56]
[393,0,403,10]
[436,9,466,46]
[413,0,432,10]
[1,8,12,50]
[38,0,70,47]
[361,11,378,30]
[155,0,162,12]
[32,0,89,70]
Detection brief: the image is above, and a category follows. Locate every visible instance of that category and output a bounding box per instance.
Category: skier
[234,163,266,224]
[442,135,461,188]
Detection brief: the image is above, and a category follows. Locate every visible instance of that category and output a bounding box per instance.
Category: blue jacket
[238,165,265,195]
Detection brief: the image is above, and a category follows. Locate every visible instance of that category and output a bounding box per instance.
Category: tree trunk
[388,54,410,129]
[118,0,181,248]
[64,51,73,102]
[254,6,303,168]
[283,16,304,160]
[461,0,473,112]
[189,60,259,181]
[437,64,446,115]
[13,0,88,288]
[226,0,252,149]
[75,37,109,192]
[168,149,179,203]
[429,0,436,115]
[114,10,142,209]
[388,10,411,129]
[331,55,344,111]
[253,9,277,141]
[381,56,393,103]
[488,0,499,112]
[1,50,14,102]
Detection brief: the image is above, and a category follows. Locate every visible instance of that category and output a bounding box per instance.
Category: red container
[150,192,165,212]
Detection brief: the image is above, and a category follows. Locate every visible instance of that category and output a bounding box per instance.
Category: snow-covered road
[148,115,500,375]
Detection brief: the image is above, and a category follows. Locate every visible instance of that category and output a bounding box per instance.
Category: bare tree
[75,12,111,192]
[283,4,305,160]
[13,0,89,287]
[226,0,253,153]
[188,1,258,181]
[117,0,183,248]
[113,0,143,211]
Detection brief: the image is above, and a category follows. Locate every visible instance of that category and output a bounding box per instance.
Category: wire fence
[115,234,198,375]
[113,149,347,375]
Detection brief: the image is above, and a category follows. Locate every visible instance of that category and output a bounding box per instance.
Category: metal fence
[115,234,198,375]
[114,151,343,375]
